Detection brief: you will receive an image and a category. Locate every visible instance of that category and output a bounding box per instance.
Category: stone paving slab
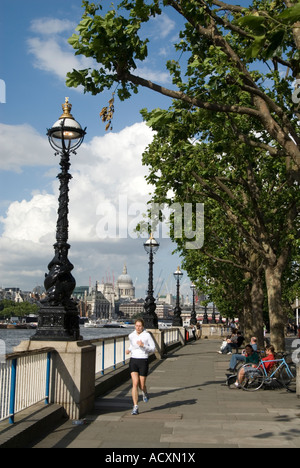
[31,339,300,449]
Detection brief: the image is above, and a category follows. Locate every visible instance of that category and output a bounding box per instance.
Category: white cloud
[30,18,76,36]
[134,65,170,85]
[68,122,155,242]
[0,123,53,173]
[0,193,57,243]
[27,36,94,82]
[27,17,95,82]
[150,13,176,39]
[27,16,171,86]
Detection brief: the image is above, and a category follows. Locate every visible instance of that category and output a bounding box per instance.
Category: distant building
[97,282,116,317]
[73,286,89,299]
[0,288,32,303]
[157,294,175,306]
[73,265,136,319]
[115,265,135,300]
[156,304,173,319]
[86,289,111,319]
[119,300,144,319]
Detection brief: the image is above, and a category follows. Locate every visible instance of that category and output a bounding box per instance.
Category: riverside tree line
[65,0,300,351]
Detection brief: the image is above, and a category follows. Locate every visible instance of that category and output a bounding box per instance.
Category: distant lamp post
[202,304,209,324]
[190,284,197,326]
[173,267,183,326]
[143,234,159,329]
[211,303,217,324]
[32,98,86,341]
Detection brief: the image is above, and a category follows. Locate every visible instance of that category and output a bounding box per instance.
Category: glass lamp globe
[47,97,86,152]
[144,233,160,254]
[173,266,183,282]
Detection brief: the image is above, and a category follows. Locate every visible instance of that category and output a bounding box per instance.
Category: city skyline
[0,259,194,301]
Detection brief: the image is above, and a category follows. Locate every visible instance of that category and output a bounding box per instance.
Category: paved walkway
[31,339,300,448]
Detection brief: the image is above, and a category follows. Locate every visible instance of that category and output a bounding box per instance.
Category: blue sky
[0,0,193,299]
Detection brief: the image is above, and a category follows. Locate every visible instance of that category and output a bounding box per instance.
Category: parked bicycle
[237,354,296,392]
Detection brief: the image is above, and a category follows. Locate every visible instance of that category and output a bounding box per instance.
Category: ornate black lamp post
[202,304,209,324]
[190,283,197,326]
[32,98,86,341]
[211,303,217,324]
[143,234,159,329]
[172,267,183,326]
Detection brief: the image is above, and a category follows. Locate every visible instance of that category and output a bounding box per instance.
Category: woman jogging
[126,318,156,415]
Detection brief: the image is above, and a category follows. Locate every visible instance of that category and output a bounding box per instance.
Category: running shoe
[142,392,149,403]
[131,406,139,415]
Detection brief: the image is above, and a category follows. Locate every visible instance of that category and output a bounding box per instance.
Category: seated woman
[230,331,245,351]
[260,345,276,373]
[218,336,233,355]
[235,344,260,387]
[227,337,257,372]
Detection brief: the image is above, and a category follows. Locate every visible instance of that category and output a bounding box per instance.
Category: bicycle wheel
[279,364,297,393]
[237,364,265,391]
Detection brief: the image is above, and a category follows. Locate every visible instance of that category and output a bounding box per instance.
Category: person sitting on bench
[227,337,257,373]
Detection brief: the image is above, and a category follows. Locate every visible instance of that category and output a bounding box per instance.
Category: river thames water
[0,326,132,355]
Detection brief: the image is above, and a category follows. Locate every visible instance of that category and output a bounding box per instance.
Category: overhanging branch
[124,71,262,118]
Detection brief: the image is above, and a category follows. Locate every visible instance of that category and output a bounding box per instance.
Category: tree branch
[202,249,257,274]
[210,0,245,13]
[191,170,272,260]
[123,71,262,118]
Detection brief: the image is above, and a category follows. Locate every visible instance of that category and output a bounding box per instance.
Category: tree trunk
[250,273,265,349]
[242,282,253,344]
[241,273,264,348]
[265,265,286,352]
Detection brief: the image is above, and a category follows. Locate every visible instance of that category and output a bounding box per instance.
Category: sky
[0,0,194,300]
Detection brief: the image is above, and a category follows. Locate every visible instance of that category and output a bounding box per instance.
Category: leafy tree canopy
[66,0,300,349]
[67,0,300,180]
[0,300,38,318]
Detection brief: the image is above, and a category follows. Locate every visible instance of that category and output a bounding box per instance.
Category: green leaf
[237,15,267,36]
[264,29,285,59]
[277,3,300,24]
[246,35,266,59]
[68,34,79,47]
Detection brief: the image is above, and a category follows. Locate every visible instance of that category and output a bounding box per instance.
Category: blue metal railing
[1,350,52,424]
[8,359,17,424]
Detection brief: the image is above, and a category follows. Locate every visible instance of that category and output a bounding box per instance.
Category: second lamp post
[190,284,197,326]
[173,267,183,326]
[143,234,159,329]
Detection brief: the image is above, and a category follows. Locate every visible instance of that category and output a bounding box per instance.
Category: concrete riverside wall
[149,328,185,359]
[201,323,225,339]
[15,340,96,420]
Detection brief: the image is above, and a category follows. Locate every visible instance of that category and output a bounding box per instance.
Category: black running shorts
[129,358,149,377]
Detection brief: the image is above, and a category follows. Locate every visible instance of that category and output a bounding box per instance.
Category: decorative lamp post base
[143,313,159,330]
[190,317,197,326]
[143,295,158,330]
[172,307,183,327]
[31,305,80,341]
